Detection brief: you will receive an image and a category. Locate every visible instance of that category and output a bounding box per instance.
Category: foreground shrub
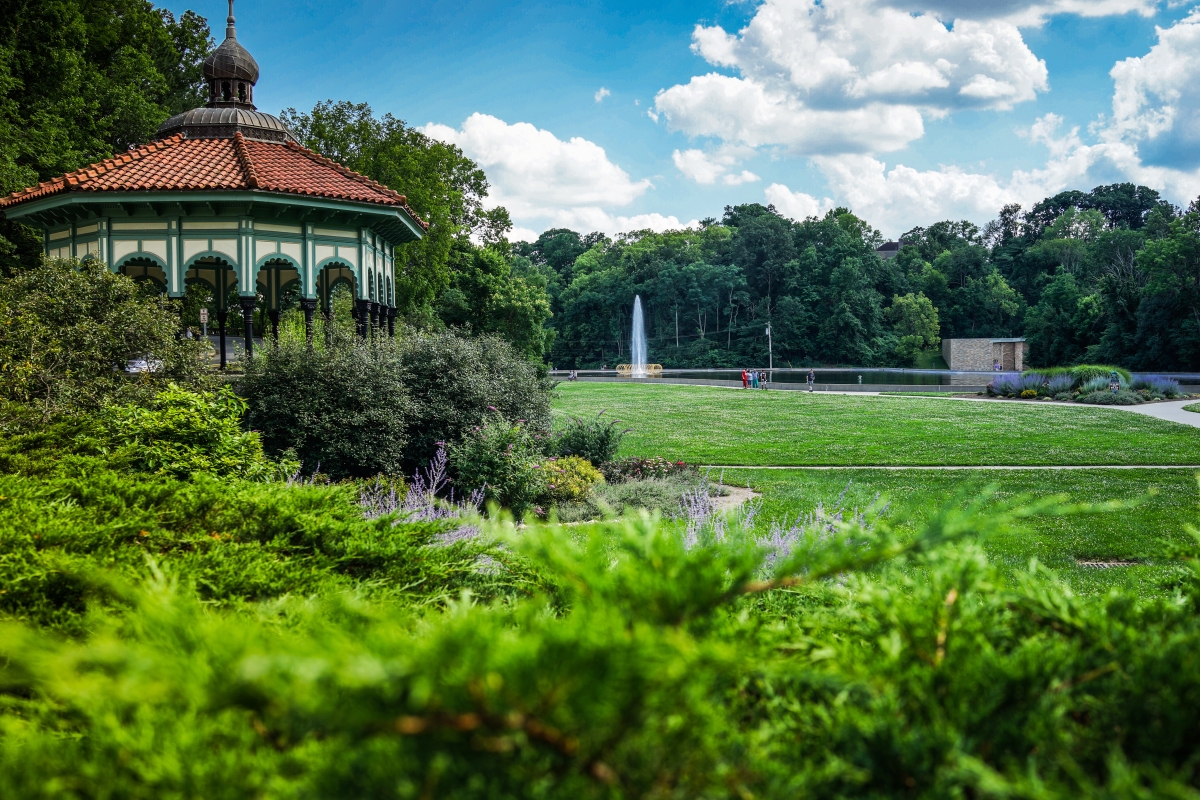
[89,384,283,480]
[0,258,203,416]
[394,330,552,470]
[239,335,411,479]
[448,412,546,514]
[553,411,628,466]
[5,497,1200,797]
[0,467,530,632]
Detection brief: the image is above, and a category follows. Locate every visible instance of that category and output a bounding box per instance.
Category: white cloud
[1105,8,1200,171]
[422,114,689,238]
[764,184,836,220]
[654,0,1050,155]
[672,144,760,185]
[509,226,541,243]
[740,9,1200,235]
[594,87,611,103]
[881,0,1157,26]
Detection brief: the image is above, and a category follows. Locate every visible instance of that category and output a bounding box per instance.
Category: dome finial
[226,0,236,39]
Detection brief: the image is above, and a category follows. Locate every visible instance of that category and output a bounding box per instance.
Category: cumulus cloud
[764,184,837,220]
[423,113,659,235]
[880,0,1157,26]
[654,0,1049,155]
[672,145,761,185]
[746,8,1200,235]
[1106,8,1200,170]
[594,87,611,103]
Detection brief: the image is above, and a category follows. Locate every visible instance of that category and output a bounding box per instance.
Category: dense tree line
[2,2,1198,370]
[526,185,1200,371]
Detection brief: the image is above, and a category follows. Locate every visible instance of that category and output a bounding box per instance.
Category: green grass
[721,467,1198,596]
[556,382,1200,466]
[1187,403,1200,414]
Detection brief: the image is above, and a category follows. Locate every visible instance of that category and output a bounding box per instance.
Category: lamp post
[765,322,773,384]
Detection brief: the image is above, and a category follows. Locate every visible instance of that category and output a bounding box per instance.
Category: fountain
[617,295,661,377]
[631,295,647,375]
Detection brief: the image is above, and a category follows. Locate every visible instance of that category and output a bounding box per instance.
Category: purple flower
[487,405,498,412]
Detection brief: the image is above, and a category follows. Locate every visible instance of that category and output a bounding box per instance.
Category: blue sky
[168,0,1200,239]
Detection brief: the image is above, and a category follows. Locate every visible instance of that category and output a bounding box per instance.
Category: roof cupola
[203,0,260,108]
[156,1,296,143]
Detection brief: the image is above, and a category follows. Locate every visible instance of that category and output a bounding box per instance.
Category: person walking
[751,370,759,389]
[741,368,748,389]
[807,369,815,392]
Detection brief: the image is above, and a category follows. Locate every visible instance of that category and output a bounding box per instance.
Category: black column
[387,306,396,338]
[355,299,370,339]
[239,296,257,360]
[268,309,280,343]
[369,302,380,337]
[217,310,228,370]
[300,298,317,347]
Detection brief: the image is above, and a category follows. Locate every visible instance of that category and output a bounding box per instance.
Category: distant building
[943,338,1028,372]
[876,241,902,259]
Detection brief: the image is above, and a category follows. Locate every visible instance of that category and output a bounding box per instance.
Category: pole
[765,322,773,385]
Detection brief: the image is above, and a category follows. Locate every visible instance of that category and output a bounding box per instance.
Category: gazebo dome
[157,106,295,143]
[203,30,259,86]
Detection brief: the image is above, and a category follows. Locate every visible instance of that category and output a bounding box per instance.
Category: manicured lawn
[721,467,1199,596]
[555,382,1200,466]
[1187,403,1200,414]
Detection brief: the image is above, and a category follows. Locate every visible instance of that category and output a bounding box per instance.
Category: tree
[282,101,511,313]
[887,293,940,364]
[438,242,553,360]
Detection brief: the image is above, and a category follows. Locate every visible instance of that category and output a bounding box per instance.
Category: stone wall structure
[942,338,1027,371]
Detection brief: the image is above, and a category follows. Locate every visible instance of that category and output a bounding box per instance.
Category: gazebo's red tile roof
[0,133,428,230]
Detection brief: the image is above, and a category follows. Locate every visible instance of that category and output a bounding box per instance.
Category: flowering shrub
[601,456,698,483]
[1046,374,1075,395]
[988,372,1047,397]
[448,412,545,515]
[1130,374,1183,399]
[1077,389,1143,405]
[541,455,604,503]
[1020,389,1039,399]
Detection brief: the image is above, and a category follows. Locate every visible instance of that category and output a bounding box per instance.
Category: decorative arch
[185,255,239,312]
[316,260,358,315]
[256,256,301,313]
[386,275,393,307]
[116,254,168,291]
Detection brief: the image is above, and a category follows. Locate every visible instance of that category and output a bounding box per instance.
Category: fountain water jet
[631,295,647,376]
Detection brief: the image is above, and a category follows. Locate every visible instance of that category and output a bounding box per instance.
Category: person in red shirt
[741,369,748,389]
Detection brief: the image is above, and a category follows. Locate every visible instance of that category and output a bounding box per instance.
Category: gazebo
[0,1,426,366]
